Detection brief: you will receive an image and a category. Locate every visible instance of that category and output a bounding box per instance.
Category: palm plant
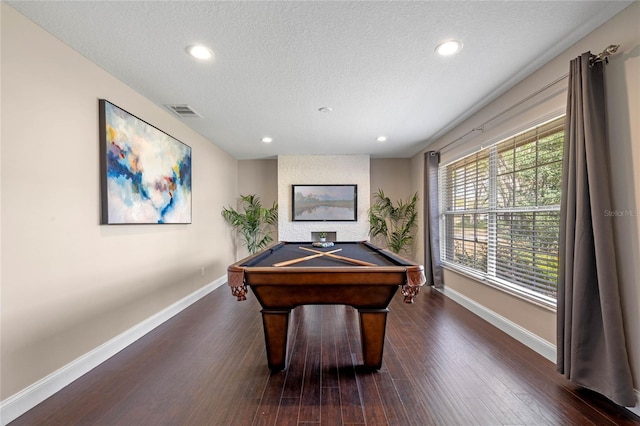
[368,189,418,255]
[221,194,278,254]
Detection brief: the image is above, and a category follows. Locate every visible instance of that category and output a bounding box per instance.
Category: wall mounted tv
[292,184,357,222]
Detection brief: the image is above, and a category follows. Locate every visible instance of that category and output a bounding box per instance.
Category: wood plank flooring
[10,286,640,425]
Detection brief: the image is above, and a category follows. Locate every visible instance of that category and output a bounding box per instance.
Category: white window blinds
[440,116,564,304]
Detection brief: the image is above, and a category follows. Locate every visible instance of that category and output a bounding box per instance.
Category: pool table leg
[358,308,389,370]
[261,309,290,371]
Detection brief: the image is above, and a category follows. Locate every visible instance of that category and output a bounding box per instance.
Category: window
[440,116,564,305]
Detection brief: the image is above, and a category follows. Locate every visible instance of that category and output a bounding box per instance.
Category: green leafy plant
[221,194,278,254]
[368,189,418,255]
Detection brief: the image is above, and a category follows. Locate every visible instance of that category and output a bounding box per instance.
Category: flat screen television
[292,184,357,222]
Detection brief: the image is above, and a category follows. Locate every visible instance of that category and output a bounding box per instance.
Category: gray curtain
[557,52,635,407]
[424,151,443,288]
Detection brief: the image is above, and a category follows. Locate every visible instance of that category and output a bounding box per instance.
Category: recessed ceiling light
[376,136,387,142]
[435,40,463,56]
[186,45,214,60]
[261,137,273,143]
[318,107,333,113]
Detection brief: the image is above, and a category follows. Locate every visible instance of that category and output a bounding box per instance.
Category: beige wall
[411,1,640,390]
[370,158,413,201]
[370,158,418,259]
[231,159,279,259]
[1,4,238,399]
[444,270,556,343]
[238,160,279,206]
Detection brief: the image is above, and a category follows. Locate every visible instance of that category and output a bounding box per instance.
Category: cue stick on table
[272,248,342,267]
[298,246,377,267]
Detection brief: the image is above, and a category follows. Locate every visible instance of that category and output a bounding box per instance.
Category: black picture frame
[292,184,357,222]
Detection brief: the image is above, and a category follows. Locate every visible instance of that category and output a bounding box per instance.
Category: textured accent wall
[278,155,370,241]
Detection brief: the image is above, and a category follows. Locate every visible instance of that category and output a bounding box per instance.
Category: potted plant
[319,232,327,242]
[221,194,278,255]
[368,189,418,255]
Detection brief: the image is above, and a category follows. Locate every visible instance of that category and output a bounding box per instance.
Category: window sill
[442,263,557,312]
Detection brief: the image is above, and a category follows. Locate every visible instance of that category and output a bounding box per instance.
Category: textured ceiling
[7,1,632,159]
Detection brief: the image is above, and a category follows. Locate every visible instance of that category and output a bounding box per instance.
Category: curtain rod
[439,44,620,154]
[590,44,620,66]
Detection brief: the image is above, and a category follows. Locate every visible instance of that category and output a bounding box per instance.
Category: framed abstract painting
[99,99,192,224]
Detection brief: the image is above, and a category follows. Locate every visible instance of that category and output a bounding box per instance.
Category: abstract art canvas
[99,99,192,224]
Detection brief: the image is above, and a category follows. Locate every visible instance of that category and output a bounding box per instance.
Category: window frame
[439,116,564,309]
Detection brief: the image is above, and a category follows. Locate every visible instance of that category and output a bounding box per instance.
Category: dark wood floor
[11,285,639,425]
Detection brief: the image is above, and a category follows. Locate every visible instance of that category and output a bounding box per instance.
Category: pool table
[227,241,426,370]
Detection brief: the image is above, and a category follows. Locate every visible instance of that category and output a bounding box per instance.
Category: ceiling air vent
[165,104,201,118]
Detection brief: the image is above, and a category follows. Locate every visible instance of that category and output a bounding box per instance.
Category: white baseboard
[438,286,640,415]
[628,391,640,417]
[437,286,557,362]
[0,276,226,426]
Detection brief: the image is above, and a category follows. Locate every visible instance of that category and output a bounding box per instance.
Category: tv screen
[292,184,357,222]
